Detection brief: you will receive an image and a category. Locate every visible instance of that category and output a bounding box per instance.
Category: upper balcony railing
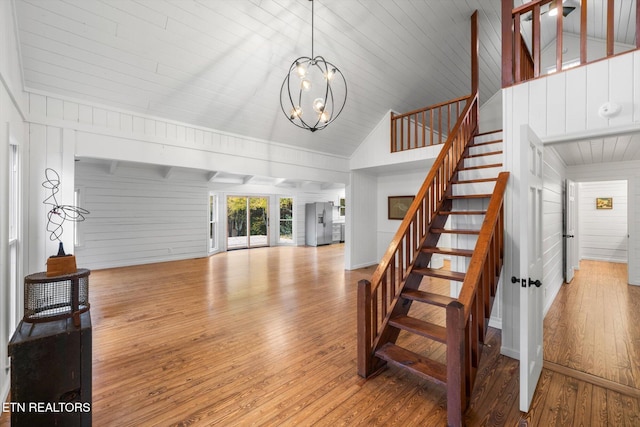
[502,0,640,87]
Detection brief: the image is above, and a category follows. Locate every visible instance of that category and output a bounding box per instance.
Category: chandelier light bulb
[325,68,336,81]
[290,106,303,119]
[312,98,325,113]
[300,78,312,92]
[319,110,330,123]
[296,62,307,78]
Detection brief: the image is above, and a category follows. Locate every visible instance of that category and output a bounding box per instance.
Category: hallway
[544,261,640,389]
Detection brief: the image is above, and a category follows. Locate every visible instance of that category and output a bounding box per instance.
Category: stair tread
[439,210,487,216]
[448,193,492,199]
[410,268,466,282]
[389,315,447,343]
[430,228,480,235]
[454,177,498,184]
[470,138,502,147]
[422,247,474,257]
[375,343,447,385]
[402,288,459,305]
[458,163,502,171]
[466,150,503,158]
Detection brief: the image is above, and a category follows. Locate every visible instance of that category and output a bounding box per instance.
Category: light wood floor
[1,248,639,426]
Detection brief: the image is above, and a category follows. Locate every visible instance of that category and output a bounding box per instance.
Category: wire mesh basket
[24,268,90,325]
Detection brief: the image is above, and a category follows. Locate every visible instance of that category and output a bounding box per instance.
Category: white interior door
[564,179,576,283]
[519,127,544,412]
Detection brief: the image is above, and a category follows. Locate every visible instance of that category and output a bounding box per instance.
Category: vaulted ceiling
[15,0,503,158]
[13,0,640,167]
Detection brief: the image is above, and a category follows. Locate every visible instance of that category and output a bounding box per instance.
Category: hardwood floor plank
[591,383,609,427]
[573,381,593,427]
[2,253,639,427]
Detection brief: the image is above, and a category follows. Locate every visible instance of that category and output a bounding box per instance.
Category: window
[278,197,293,244]
[208,193,218,252]
[8,141,20,338]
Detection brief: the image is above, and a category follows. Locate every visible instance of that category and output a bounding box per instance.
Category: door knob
[511,276,526,288]
[563,234,574,238]
[528,278,542,288]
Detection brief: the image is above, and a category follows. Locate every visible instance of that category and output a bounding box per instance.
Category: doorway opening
[575,180,629,277]
[227,196,269,250]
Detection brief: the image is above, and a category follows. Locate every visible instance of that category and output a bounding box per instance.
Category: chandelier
[280,0,347,132]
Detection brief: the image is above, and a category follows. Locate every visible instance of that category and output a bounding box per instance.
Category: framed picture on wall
[596,197,613,209]
[388,196,414,220]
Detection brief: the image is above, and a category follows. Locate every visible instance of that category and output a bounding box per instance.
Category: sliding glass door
[227,196,269,250]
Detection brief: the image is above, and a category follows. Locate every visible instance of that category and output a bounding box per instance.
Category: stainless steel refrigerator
[305,202,333,246]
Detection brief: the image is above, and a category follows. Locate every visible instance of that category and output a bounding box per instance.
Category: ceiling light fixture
[523,0,579,21]
[549,0,579,17]
[280,0,347,132]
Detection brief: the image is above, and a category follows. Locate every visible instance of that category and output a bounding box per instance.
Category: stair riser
[463,153,503,168]
[452,181,496,196]
[473,132,502,144]
[448,234,478,251]
[469,142,503,156]
[450,199,487,231]
[457,166,502,181]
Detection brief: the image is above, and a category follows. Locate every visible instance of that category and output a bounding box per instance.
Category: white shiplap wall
[502,49,640,356]
[578,181,628,263]
[75,162,208,270]
[542,148,566,314]
[75,163,345,270]
[26,90,351,270]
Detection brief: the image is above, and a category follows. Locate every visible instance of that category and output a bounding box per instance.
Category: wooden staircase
[357,107,509,426]
[373,130,504,383]
[357,12,509,426]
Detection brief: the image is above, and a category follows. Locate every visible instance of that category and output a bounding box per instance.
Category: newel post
[390,112,396,153]
[446,300,466,427]
[357,279,372,377]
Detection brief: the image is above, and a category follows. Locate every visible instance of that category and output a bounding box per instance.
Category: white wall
[375,170,447,267]
[25,91,351,271]
[75,162,209,269]
[568,161,639,285]
[350,110,443,172]
[74,160,345,270]
[0,0,28,408]
[542,148,566,314]
[478,90,502,134]
[345,171,377,270]
[577,180,628,263]
[502,49,640,357]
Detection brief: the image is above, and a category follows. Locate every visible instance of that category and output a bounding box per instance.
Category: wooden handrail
[358,92,478,379]
[503,0,640,87]
[390,96,469,153]
[456,172,509,321]
[446,172,509,426]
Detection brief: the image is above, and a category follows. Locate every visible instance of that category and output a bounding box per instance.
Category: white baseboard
[488,316,502,330]
[500,345,519,360]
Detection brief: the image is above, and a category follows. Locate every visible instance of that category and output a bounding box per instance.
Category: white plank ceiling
[12,0,640,167]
